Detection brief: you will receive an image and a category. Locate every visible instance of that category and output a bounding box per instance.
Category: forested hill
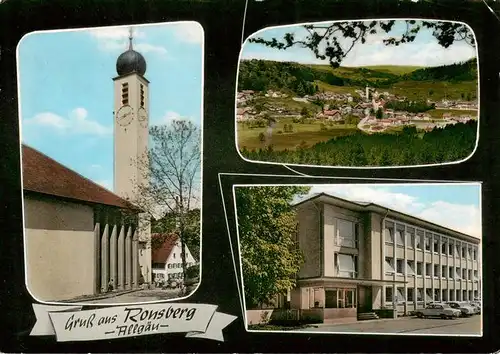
[237,58,478,96]
[403,58,477,82]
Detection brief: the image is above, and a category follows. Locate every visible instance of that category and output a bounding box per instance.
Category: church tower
[113,29,152,285]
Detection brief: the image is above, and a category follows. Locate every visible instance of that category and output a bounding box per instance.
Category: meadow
[237,118,358,151]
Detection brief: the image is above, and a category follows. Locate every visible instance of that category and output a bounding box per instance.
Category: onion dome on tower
[116,29,147,76]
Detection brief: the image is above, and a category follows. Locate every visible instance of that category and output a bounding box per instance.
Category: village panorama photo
[18,22,203,305]
[236,19,479,168]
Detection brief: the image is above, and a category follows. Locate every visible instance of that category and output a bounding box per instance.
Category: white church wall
[24,195,95,301]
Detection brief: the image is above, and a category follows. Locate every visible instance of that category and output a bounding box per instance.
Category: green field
[313,80,357,94]
[361,65,423,75]
[426,109,477,118]
[237,118,358,151]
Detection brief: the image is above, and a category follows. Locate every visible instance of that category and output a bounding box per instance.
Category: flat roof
[293,192,480,243]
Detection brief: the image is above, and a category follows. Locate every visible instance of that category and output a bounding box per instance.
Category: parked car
[415,304,461,319]
[446,301,475,317]
[467,301,481,314]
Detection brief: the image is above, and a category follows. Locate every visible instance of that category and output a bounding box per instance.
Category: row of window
[167,272,184,280]
[385,221,478,260]
[167,262,194,269]
[385,257,479,280]
[385,287,479,303]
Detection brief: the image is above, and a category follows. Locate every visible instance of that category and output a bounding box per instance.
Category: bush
[185,264,199,279]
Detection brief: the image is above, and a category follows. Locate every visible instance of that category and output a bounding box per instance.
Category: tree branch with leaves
[249,20,475,68]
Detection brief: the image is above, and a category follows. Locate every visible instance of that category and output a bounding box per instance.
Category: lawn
[237,118,359,151]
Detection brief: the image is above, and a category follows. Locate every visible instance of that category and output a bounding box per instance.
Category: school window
[462,290,467,301]
[406,260,415,275]
[456,244,460,257]
[456,289,461,301]
[416,288,424,302]
[385,287,393,303]
[448,242,454,256]
[416,230,424,249]
[325,288,356,308]
[425,289,433,302]
[468,290,473,301]
[468,247,472,259]
[449,266,454,279]
[425,263,432,277]
[462,268,467,279]
[337,219,357,248]
[462,246,466,258]
[385,222,394,244]
[433,264,440,278]
[468,269,472,280]
[396,287,405,303]
[474,270,478,280]
[456,267,461,279]
[441,239,447,254]
[441,265,447,278]
[336,253,358,278]
[433,237,439,253]
[449,291,455,301]
[385,257,395,274]
[416,262,423,276]
[407,288,414,302]
[434,289,440,301]
[396,259,404,274]
[406,227,415,248]
[425,235,431,251]
[442,289,448,302]
[473,248,477,260]
[395,225,405,246]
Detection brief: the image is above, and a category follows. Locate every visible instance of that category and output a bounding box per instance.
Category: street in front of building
[295,315,481,335]
[80,289,184,304]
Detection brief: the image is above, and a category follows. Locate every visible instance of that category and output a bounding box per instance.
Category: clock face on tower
[138,107,148,128]
[116,105,134,126]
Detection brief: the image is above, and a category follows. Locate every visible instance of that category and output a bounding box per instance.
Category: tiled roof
[22,144,139,210]
[151,233,179,263]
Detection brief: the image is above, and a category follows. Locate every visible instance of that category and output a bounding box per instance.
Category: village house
[151,234,198,286]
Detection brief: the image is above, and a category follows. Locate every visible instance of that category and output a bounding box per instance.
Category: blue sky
[18,21,203,191]
[241,20,477,67]
[303,183,481,238]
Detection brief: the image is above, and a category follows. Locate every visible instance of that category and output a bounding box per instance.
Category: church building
[23,30,153,301]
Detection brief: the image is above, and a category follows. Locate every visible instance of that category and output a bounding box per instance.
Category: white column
[132,229,139,288]
[94,223,101,294]
[118,225,125,290]
[100,224,110,293]
[110,225,118,290]
[125,226,132,290]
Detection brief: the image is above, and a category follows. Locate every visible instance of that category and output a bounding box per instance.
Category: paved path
[295,315,481,335]
[83,289,184,304]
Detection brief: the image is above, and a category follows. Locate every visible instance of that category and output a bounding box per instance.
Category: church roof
[22,144,139,210]
[151,233,179,263]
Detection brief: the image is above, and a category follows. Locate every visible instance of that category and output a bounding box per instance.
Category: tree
[135,120,201,295]
[376,107,383,119]
[151,208,200,260]
[300,106,309,117]
[249,20,475,68]
[235,186,310,308]
[259,132,266,142]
